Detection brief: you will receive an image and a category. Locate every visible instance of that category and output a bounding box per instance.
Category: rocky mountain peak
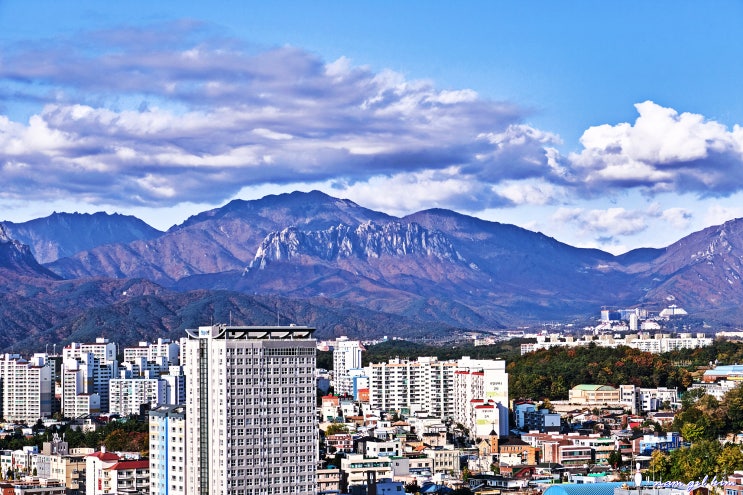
[0,224,59,278]
[249,221,465,270]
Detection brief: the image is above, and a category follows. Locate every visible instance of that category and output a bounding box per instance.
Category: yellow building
[568,384,619,405]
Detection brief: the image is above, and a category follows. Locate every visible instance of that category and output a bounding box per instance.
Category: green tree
[325,423,349,436]
[648,450,672,481]
[722,383,743,432]
[461,466,471,481]
[680,422,706,443]
[607,450,623,470]
[716,444,743,478]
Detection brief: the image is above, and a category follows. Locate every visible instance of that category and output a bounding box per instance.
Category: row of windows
[225,455,314,468]
[221,437,314,447]
[227,406,311,417]
[223,365,314,375]
[217,386,314,395]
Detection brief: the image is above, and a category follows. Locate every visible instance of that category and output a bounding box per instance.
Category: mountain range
[1,190,742,352]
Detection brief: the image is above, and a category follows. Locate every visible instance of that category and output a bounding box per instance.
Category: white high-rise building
[124,338,180,365]
[332,337,364,396]
[62,339,118,414]
[183,325,318,495]
[162,365,187,405]
[150,404,186,495]
[108,371,167,416]
[366,357,456,418]
[453,357,509,439]
[61,353,106,418]
[0,353,53,423]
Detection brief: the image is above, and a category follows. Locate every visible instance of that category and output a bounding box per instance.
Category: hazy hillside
[3,212,163,263]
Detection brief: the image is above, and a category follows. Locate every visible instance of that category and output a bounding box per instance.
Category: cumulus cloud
[0,23,563,208]
[551,204,697,248]
[553,207,651,238]
[569,101,743,195]
[661,207,693,230]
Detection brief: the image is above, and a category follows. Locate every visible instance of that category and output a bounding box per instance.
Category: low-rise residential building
[85,449,148,495]
[326,433,354,453]
[637,432,682,455]
[317,468,342,493]
[498,437,540,466]
[340,454,394,486]
[619,385,679,413]
[423,447,460,476]
[104,459,149,494]
[0,480,66,494]
[523,409,561,432]
[568,385,619,405]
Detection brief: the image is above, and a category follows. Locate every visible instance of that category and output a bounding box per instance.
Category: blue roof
[543,482,625,495]
[704,365,743,375]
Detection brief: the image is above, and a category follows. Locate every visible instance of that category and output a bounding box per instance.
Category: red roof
[88,451,120,461]
[108,460,149,471]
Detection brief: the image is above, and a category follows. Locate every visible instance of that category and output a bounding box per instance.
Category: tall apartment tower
[150,404,187,495]
[0,353,53,423]
[453,357,509,439]
[332,337,364,397]
[367,357,456,419]
[183,325,318,495]
[62,339,118,413]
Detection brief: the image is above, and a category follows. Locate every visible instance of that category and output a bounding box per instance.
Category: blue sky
[1,1,742,254]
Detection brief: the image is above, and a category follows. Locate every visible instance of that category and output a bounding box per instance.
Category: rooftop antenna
[276,301,280,326]
[229,310,233,326]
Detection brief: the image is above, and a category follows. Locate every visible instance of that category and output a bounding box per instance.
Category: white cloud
[661,207,693,230]
[569,101,743,195]
[0,25,559,208]
[704,204,743,227]
[552,206,651,238]
[493,179,564,206]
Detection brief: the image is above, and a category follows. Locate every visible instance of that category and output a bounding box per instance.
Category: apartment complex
[123,338,180,365]
[332,337,364,397]
[183,325,318,495]
[108,373,167,416]
[0,353,52,424]
[367,357,456,419]
[62,339,118,416]
[366,356,509,438]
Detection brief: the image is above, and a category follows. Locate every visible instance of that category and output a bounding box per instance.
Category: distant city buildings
[0,322,737,494]
[520,332,712,355]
